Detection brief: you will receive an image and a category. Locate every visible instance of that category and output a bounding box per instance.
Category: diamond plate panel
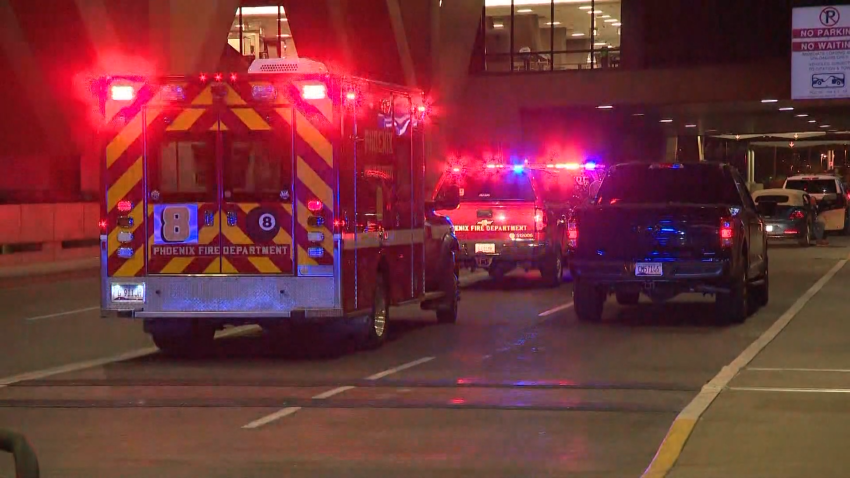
[140,276,336,313]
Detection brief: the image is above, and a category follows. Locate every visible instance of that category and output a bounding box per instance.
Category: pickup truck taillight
[720,217,734,248]
[789,209,805,220]
[567,219,578,248]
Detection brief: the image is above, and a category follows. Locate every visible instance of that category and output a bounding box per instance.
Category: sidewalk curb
[641,256,849,478]
[0,258,98,279]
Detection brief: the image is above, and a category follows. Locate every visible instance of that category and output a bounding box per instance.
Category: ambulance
[96,58,461,353]
[433,159,603,286]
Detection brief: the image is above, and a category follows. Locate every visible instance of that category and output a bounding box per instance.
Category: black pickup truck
[568,162,769,324]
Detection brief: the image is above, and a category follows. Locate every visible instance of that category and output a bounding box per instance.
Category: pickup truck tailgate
[575,204,729,261]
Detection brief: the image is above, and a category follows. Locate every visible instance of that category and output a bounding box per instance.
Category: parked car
[752,188,817,246]
[783,174,850,235]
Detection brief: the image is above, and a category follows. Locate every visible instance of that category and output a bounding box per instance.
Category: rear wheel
[364,272,390,349]
[541,253,564,288]
[574,280,606,322]
[615,290,640,305]
[799,223,812,247]
[436,252,459,324]
[715,260,748,325]
[149,322,216,357]
[843,210,850,235]
[750,256,769,309]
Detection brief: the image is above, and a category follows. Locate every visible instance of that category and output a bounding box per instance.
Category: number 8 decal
[161,206,191,242]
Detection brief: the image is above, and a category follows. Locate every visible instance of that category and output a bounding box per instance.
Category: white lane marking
[730,387,850,393]
[312,386,355,399]
[365,356,435,380]
[24,306,100,322]
[641,256,847,478]
[538,301,574,317]
[242,407,302,429]
[0,325,258,388]
[242,356,436,429]
[748,367,850,373]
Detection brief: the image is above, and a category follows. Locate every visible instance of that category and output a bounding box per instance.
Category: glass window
[483,1,622,73]
[224,134,292,202]
[784,179,838,194]
[151,133,217,202]
[228,4,297,61]
[442,171,536,202]
[595,165,742,206]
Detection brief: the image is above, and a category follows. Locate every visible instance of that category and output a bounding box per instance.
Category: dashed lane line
[241,356,436,429]
[538,301,574,317]
[641,256,848,478]
[23,306,100,322]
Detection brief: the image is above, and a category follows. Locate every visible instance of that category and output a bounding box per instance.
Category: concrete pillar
[698,135,705,161]
[664,136,678,162]
[746,149,755,184]
[827,150,835,170]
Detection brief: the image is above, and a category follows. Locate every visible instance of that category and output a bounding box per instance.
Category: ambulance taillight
[110,85,135,101]
[301,83,327,100]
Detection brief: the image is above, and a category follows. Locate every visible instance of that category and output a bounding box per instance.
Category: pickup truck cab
[434,162,600,286]
[568,162,769,324]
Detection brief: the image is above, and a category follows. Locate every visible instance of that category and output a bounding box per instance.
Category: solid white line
[0,324,258,388]
[730,386,850,393]
[365,356,435,380]
[538,301,574,317]
[312,386,355,399]
[241,407,302,429]
[24,306,100,322]
[641,256,847,478]
[748,367,850,373]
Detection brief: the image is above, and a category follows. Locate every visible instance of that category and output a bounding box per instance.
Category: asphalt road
[0,239,847,478]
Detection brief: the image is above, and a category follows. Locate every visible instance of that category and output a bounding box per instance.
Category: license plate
[635,263,663,276]
[475,243,496,254]
[765,225,774,232]
[111,283,145,302]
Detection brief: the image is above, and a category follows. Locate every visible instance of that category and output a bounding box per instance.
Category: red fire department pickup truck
[433,161,602,286]
[95,58,460,354]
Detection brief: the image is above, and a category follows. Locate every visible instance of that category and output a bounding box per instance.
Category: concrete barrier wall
[0,203,99,276]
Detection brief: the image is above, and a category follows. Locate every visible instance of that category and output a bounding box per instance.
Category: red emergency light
[307,199,323,212]
[301,83,327,100]
[110,85,136,101]
[117,200,133,212]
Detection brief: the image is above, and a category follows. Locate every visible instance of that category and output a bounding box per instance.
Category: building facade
[1,0,841,199]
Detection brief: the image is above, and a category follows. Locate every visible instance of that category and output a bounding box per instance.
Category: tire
[573,280,606,322]
[541,253,564,288]
[436,252,459,324]
[799,223,812,247]
[364,272,390,349]
[615,290,640,305]
[150,324,215,357]
[715,260,748,325]
[844,211,850,236]
[750,256,769,309]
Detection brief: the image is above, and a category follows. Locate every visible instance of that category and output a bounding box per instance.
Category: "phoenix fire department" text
[151,245,290,257]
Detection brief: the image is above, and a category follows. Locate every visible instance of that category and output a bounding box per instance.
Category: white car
[783,174,850,234]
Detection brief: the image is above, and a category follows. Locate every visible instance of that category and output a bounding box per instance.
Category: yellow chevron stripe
[106,157,143,211]
[297,245,318,266]
[217,122,227,131]
[220,221,254,245]
[231,108,271,130]
[297,156,334,212]
[166,108,206,131]
[296,200,333,255]
[203,259,221,273]
[273,226,292,245]
[105,107,162,168]
[192,86,214,105]
[248,257,281,273]
[278,108,333,168]
[160,257,194,274]
[224,84,247,105]
[221,257,238,273]
[237,203,260,214]
[113,245,145,277]
[108,202,144,256]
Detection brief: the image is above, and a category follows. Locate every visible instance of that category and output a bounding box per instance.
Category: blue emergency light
[512,165,524,174]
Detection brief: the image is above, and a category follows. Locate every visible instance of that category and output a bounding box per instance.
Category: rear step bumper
[457,240,550,266]
[570,258,729,284]
[102,275,339,318]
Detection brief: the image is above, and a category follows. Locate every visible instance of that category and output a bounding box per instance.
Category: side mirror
[433,185,460,210]
[0,429,40,478]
